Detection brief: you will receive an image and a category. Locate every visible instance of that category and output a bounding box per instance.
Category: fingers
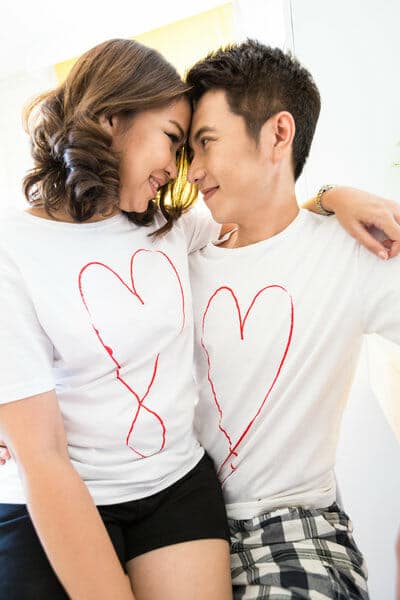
[376,213,400,243]
[381,239,400,258]
[334,195,400,260]
[375,202,400,258]
[389,240,400,258]
[0,443,11,465]
[349,223,389,260]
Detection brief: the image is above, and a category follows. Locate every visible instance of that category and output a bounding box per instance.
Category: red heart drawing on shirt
[201,285,294,484]
[78,249,185,458]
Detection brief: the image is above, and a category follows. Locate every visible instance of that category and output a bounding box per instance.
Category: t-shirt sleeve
[180,203,221,254]
[358,246,400,345]
[0,243,55,403]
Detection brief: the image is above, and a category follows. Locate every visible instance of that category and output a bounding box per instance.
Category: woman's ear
[98,114,116,136]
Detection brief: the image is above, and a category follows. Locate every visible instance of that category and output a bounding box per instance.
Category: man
[186,41,400,599]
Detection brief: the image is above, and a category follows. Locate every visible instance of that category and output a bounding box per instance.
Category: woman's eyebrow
[168,120,186,142]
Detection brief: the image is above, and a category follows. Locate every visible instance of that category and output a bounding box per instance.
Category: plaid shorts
[229,503,369,599]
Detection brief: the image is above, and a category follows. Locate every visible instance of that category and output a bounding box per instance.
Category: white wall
[0,67,57,213]
[292,0,399,199]
[291,3,400,599]
[0,0,226,77]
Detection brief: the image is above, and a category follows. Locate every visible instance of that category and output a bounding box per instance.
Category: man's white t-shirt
[189,209,400,519]
[0,207,219,505]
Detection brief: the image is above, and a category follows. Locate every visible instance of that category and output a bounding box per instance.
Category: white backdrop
[0,0,225,77]
[291,3,400,598]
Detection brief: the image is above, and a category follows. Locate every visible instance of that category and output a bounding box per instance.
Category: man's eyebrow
[168,120,186,142]
[190,126,217,144]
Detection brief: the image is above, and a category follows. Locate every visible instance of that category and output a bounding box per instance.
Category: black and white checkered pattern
[229,503,369,599]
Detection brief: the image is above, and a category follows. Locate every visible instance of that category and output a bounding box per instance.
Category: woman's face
[111,97,191,213]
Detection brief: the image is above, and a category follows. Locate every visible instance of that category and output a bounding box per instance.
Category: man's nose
[187,159,206,185]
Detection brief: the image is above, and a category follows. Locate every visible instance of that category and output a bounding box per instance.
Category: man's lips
[201,186,219,202]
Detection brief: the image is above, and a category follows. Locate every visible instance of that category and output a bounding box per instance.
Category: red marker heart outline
[78,249,185,458]
[201,284,294,484]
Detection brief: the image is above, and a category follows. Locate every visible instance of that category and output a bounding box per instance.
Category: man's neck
[221,188,299,249]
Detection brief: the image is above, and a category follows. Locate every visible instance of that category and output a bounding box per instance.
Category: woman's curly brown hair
[23,38,197,234]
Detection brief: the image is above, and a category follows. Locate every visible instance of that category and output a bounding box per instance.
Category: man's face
[187,90,270,224]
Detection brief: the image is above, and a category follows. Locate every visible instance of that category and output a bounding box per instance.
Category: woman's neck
[25,206,120,223]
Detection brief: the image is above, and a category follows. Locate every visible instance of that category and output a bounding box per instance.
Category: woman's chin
[119,197,152,213]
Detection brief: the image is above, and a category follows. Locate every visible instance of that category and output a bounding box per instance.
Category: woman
[0,38,231,600]
[0,38,398,600]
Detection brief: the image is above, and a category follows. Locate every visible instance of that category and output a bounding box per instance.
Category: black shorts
[98,452,230,564]
[0,452,229,599]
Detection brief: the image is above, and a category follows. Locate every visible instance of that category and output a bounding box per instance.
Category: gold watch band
[315,185,336,215]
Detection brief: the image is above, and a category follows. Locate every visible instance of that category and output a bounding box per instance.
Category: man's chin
[207,205,235,225]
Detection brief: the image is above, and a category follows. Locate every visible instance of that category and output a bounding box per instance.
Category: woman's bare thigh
[126,538,232,600]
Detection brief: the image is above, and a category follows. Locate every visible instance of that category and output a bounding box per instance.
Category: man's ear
[273,111,295,152]
[259,111,295,161]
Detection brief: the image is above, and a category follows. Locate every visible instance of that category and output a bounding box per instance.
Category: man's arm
[0,390,135,600]
[303,186,400,259]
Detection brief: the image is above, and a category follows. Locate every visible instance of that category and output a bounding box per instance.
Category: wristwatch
[315,184,336,216]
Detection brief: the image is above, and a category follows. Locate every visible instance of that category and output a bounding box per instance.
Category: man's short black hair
[186,40,321,180]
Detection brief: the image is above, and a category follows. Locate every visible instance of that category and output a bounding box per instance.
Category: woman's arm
[303,186,400,259]
[0,390,134,600]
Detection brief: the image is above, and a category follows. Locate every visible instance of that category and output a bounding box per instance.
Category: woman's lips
[149,179,158,196]
[149,176,164,197]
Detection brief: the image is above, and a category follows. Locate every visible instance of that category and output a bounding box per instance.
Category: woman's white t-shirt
[0,207,219,505]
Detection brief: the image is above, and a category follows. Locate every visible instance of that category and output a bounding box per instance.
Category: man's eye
[200,138,210,148]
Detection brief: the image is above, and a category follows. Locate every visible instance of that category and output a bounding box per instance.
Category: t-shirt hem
[91,448,205,506]
[225,491,336,520]
[0,381,55,403]
[0,447,205,506]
